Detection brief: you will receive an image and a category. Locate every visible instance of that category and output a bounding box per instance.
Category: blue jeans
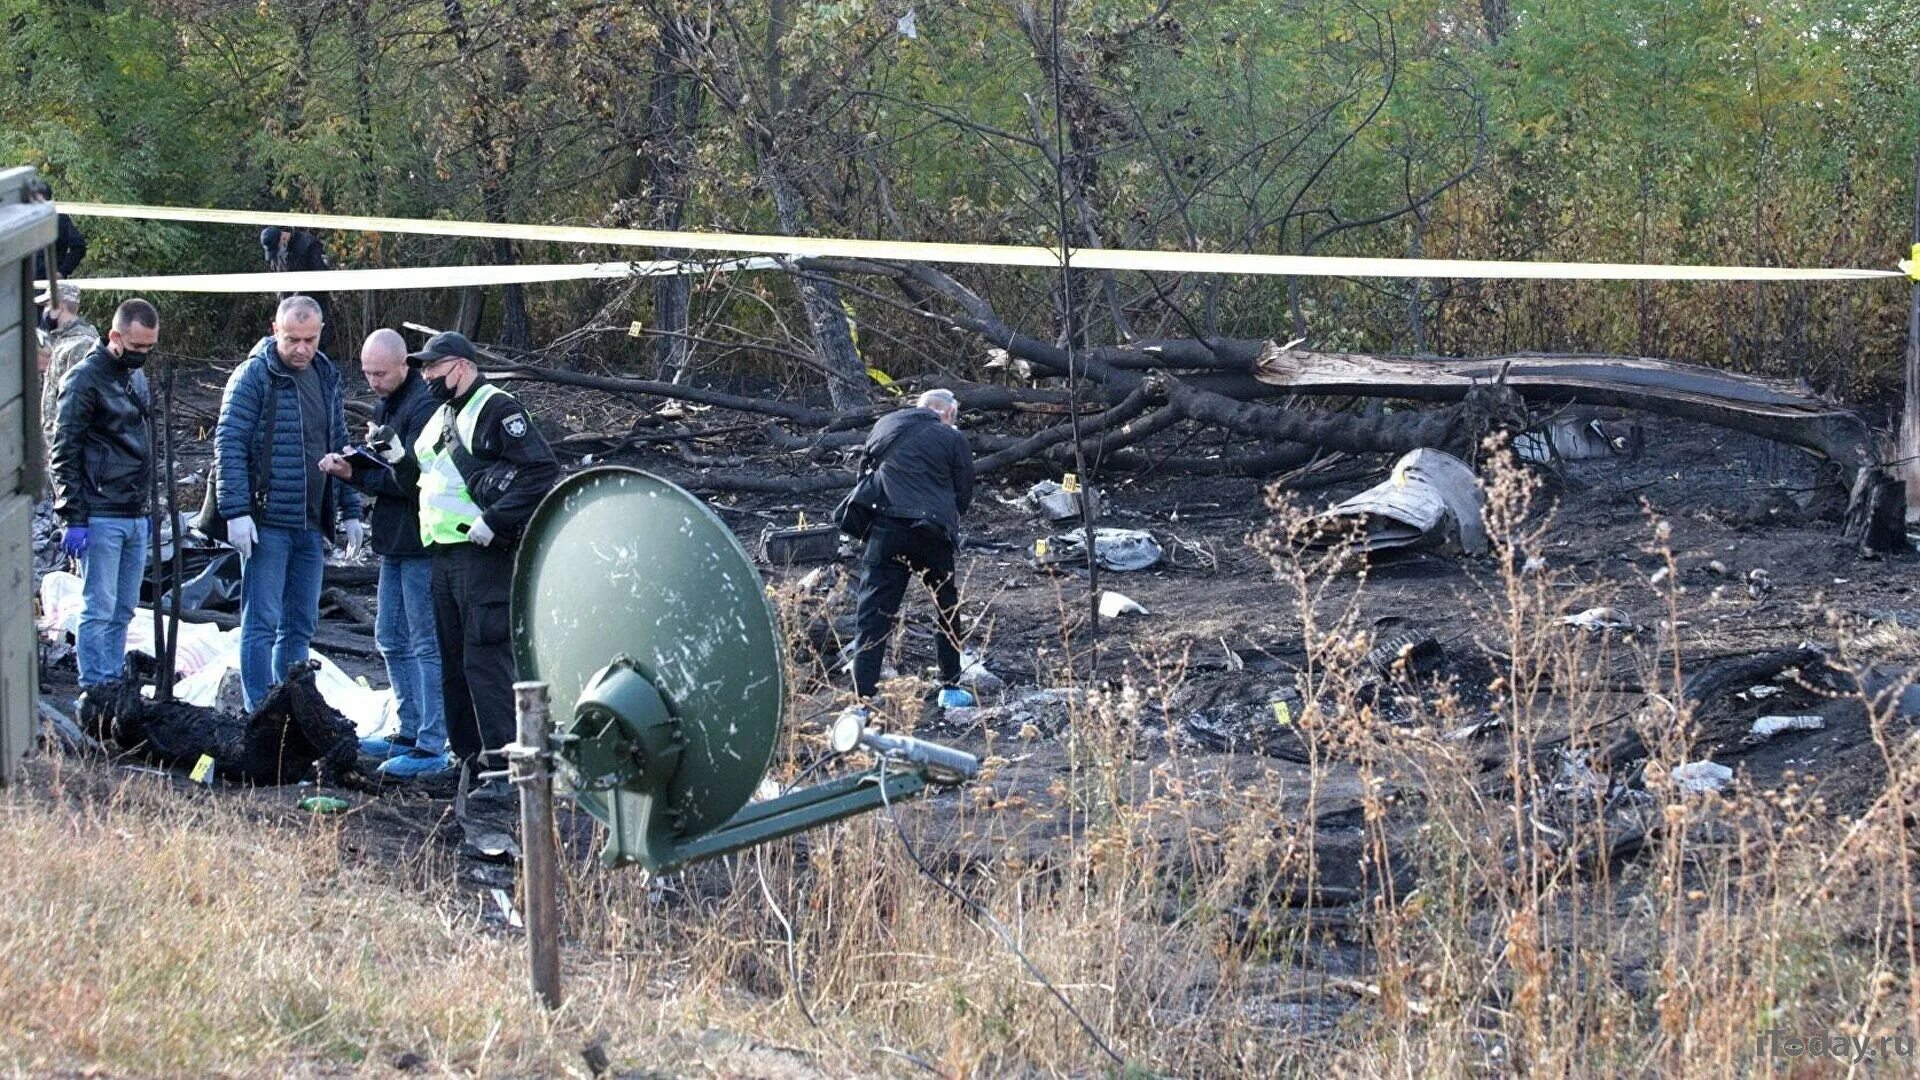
[76,516,149,687]
[376,554,446,754]
[239,525,327,711]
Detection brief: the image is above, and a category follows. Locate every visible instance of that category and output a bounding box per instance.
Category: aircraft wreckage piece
[1252,343,1875,470]
[1298,448,1488,558]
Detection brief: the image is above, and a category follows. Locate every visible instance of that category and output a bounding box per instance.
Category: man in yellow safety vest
[406,330,560,781]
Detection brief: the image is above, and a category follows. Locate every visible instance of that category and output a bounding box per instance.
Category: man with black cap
[37,280,99,453]
[405,330,560,779]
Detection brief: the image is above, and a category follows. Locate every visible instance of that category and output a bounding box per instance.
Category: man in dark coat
[320,329,448,778]
[49,299,157,690]
[260,225,334,355]
[847,388,976,713]
[214,295,365,711]
[28,179,87,281]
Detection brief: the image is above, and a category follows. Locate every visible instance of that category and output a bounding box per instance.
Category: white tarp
[37,571,395,734]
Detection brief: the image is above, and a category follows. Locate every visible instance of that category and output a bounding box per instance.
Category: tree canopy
[5,0,1916,397]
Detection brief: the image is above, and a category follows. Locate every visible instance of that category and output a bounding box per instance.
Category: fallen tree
[455,257,1892,507]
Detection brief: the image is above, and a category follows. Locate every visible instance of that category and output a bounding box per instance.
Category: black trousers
[852,518,963,698]
[432,541,517,760]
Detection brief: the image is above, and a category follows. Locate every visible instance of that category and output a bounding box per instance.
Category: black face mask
[39,310,57,332]
[118,348,150,371]
[425,372,457,402]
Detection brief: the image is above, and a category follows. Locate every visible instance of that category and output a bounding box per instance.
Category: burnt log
[971,383,1156,473]
[486,363,862,426]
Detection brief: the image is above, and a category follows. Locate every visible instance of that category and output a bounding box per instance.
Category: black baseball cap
[407,330,477,367]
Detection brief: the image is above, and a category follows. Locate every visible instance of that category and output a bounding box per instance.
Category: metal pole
[1050,0,1101,659]
[162,361,182,696]
[146,358,168,695]
[1904,75,1920,522]
[511,680,562,1009]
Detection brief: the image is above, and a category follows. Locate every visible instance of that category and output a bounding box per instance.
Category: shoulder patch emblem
[503,414,528,438]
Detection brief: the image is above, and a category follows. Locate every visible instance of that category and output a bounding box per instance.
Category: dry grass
[8,443,1920,1076]
[0,776,840,1077]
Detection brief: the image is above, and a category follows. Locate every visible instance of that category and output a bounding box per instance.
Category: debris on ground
[1098,590,1149,618]
[1014,478,1100,523]
[1366,627,1443,678]
[1038,527,1164,571]
[760,522,840,564]
[1747,714,1826,742]
[1514,416,1640,464]
[794,564,845,593]
[1561,606,1640,635]
[1299,448,1488,558]
[460,829,522,864]
[1671,760,1734,795]
[37,699,97,754]
[955,651,1006,694]
[31,498,66,578]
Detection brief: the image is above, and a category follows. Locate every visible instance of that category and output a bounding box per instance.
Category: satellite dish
[512,466,977,873]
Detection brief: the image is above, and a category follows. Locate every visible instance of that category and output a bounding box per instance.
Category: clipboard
[344,445,396,475]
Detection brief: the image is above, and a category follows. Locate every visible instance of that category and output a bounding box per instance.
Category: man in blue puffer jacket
[215,295,365,711]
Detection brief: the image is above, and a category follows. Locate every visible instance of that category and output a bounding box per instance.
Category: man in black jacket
[49,299,158,690]
[28,179,87,281]
[848,389,976,711]
[260,225,333,355]
[319,329,448,778]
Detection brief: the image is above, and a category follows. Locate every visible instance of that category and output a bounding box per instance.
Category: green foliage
[1,0,1914,383]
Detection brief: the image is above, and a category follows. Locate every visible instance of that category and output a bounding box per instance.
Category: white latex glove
[342,518,366,556]
[467,516,495,547]
[227,514,257,559]
[368,424,405,464]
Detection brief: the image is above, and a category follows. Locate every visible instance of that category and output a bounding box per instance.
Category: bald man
[319,329,448,778]
[846,388,976,716]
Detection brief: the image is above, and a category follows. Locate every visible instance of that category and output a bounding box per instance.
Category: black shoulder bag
[832,431,904,541]
[193,375,276,543]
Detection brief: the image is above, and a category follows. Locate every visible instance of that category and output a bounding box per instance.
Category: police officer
[405,330,560,775]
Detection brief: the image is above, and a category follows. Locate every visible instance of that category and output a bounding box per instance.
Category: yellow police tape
[44,256,780,293]
[52,200,1912,287]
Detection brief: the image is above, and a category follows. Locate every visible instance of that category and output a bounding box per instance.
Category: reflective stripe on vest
[414,382,506,545]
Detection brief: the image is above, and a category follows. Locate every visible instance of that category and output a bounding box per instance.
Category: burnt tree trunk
[767,168,869,411]
[646,17,701,381]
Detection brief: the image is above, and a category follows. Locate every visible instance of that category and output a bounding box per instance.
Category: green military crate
[0,167,57,784]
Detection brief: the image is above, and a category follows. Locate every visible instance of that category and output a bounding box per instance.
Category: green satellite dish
[512,466,976,873]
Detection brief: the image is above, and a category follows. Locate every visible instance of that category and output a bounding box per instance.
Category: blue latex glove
[937,686,976,709]
[60,525,90,557]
